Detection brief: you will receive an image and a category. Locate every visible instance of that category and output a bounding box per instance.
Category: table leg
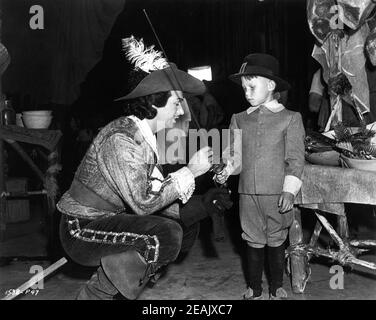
[45,148,61,258]
[337,215,349,240]
[0,137,6,241]
[288,207,309,293]
[309,221,322,247]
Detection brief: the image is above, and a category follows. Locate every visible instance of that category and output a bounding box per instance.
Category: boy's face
[241,76,274,107]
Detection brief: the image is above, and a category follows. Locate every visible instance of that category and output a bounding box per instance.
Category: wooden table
[288,164,376,293]
[0,125,62,252]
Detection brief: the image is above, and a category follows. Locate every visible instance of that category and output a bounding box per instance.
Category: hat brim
[115,66,206,101]
[229,72,291,92]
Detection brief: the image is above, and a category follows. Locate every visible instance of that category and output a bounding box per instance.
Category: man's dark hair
[123,91,172,120]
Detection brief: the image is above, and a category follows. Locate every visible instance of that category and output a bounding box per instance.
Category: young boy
[215,53,305,300]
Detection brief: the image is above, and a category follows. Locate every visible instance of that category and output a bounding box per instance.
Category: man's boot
[76,265,118,300]
[101,249,152,300]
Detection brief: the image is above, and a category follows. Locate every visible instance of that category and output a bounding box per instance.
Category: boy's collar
[246,99,285,114]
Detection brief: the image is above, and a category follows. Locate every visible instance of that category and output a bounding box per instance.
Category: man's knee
[155,218,184,263]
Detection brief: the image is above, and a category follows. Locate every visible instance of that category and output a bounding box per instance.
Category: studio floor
[0,209,376,300]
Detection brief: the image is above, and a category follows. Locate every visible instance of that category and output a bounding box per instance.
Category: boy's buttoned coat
[229,104,305,195]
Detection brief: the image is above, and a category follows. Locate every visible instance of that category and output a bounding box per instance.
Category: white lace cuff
[169,167,195,204]
[282,175,302,197]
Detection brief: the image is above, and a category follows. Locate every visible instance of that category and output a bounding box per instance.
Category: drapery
[50,0,126,105]
[2,0,125,106]
[3,0,312,113]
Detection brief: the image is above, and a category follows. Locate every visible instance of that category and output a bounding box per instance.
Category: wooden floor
[1,215,376,300]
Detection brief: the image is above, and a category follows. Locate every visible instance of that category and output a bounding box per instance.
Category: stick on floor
[2,257,68,300]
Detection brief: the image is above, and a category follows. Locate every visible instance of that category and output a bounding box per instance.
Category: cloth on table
[295,164,376,215]
[0,125,62,151]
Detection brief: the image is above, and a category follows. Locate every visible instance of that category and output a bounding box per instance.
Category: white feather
[122,36,168,73]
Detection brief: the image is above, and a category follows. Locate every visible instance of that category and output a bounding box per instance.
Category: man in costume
[57,36,232,300]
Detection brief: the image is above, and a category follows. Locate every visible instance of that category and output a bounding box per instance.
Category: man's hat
[115,36,205,101]
[229,53,290,92]
[115,63,205,101]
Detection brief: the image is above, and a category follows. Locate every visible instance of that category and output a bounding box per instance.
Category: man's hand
[188,146,213,178]
[202,188,233,215]
[278,192,295,214]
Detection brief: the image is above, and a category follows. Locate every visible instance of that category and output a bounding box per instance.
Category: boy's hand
[278,192,295,214]
[213,170,229,185]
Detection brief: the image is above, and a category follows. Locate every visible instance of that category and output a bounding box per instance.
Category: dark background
[79,0,316,124]
[2,0,318,127]
[2,0,319,191]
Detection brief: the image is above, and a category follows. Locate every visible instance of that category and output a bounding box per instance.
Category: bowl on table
[340,155,376,172]
[21,110,53,129]
[22,110,52,116]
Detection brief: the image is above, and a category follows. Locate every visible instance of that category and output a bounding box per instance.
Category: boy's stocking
[267,243,286,296]
[246,245,265,296]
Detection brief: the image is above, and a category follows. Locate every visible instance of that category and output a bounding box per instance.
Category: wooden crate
[5,178,30,223]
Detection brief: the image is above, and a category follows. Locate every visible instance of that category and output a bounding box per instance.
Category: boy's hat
[229,53,290,92]
[115,63,205,100]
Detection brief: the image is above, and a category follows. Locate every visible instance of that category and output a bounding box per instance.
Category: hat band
[238,65,275,76]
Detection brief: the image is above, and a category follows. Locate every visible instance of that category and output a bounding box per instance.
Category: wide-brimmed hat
[229,53,290,92]
[115,63,205,101]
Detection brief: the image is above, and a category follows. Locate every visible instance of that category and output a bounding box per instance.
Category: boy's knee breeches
[239,194,293,248]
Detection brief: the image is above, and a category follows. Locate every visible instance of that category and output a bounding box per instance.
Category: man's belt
[69,179,122,212]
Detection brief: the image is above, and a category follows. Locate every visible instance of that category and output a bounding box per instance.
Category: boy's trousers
[239,194,293,248]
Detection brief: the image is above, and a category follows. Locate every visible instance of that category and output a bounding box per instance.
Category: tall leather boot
[267,244,286,296]
[245,246,264,298]
[101,249,152,300]
[76,265,118,300]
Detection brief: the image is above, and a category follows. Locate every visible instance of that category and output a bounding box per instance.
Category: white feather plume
[122,36,168,73]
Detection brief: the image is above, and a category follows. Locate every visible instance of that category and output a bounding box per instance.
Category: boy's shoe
[269,287,288,300]
[243,287,264,300]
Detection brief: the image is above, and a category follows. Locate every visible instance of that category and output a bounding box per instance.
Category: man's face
[241,76,274,107]
[155,90,185,128]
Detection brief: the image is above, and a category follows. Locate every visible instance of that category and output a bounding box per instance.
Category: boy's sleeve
[222,114,242,176]
[283,112,305,196]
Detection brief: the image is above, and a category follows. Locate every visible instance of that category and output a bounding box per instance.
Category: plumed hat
[115,36,205,101]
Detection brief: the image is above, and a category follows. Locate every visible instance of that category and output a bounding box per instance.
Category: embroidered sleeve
[97,133,182,215]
